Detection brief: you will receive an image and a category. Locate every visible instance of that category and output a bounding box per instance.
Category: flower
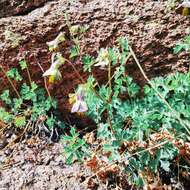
[70,25,80,35]
[43,53,64,83]
[69,93,76,104]
[71,89,88,113]
[181,0,190,16]
[94,48,110,69]
[181,0,190,8]
[46,32,65,51]
[44,69,62,83]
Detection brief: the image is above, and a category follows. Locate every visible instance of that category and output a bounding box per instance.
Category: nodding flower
[71,89,88,113]
[70,25,80,35]
[177,0,190,16]
[43,53,64,83]
[181,0,190,7]
[94,48,110,69]
[46,32,65,51]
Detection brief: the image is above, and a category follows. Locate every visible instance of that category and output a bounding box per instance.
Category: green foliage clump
[0,60,64,135]
[54,30,190,187]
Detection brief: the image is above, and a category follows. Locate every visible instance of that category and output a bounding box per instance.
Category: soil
[0,0,190,189]
[0,135,132,190]
[0,137,91,190]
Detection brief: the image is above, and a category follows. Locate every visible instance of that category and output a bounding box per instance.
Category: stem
[26,66,32,87]
[129,45,190,136]
[64,58,85,83]
[107,60,115,134]
[105,53,131,88]
[84,133,185,181]
[44,78,52,99]
[36,61,52,99]
[108,61,112,98]
[0,65,21,99]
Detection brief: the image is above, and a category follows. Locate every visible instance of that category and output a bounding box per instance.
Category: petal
[48,75,55,83]
[46,33,65,49]
[181,1,190,7]
[54,70,62,80]
[78,101,88,112]
[71,101,80,113]
[94,60,109,69]
[69,93,76,104]
[42,67,55,77]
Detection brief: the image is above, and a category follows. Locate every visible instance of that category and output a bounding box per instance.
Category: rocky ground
[0,137,91,190]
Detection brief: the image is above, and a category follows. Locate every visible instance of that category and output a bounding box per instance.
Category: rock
[0,137,8,149]
[0,0,51,18]
[0,0,189,123]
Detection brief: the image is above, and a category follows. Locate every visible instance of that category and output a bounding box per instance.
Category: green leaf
[62,135,73,141]
[0,107,13,123]
[69,45,80,58]
[70,127,76,137]
[46,115,55,129]
[0,90,12,105]
[82,55,94,72]
[21,83,36,101]
[12,98,23,110]
[66,153,74,165]
[14,116,26,128]
[19,60,27,70]
[117,36,129,52]
[6,68,22,81]
[150,149,161,173]
[173,44,184,54]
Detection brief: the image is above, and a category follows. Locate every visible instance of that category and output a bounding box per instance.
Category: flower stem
[0,65,21,99]
[36,61,52,99]
[129,45,190,136]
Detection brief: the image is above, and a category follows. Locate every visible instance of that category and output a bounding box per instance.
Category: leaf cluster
[63,36,190,188]
[0,60,64,134]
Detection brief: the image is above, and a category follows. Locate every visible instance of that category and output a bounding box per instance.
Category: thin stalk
[84,133,185,181]
[107,60,115,134]
[26,66,32,87]
[129,45,190,136]
[44,78,52,99]
[36,62,52,99]
[105,53,131,88]
[0,65,21,99]
[108,61,112,98]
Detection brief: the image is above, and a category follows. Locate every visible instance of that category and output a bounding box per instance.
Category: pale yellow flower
[94,48,110,69]
[43,53,64,83]
[181,0,190,7]
[46,32,65,51]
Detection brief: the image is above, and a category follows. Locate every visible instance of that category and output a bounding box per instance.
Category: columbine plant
[46,25,190,188]
[0,59,65,144]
